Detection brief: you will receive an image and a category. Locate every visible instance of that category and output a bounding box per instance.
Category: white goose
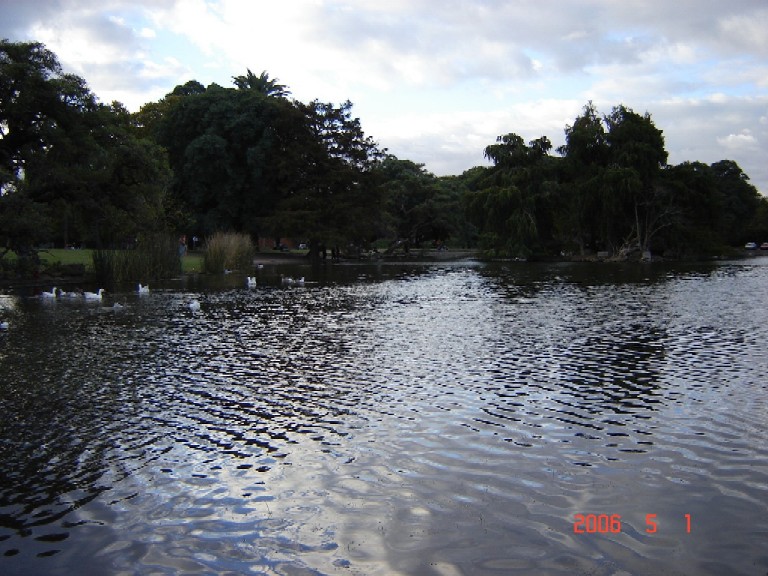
[60,289,82,298]
[294,276,305,286]
[188,299,201,312]
[41,287,58,299]
[246,276,257,287]
[138,283,150,294]
[84,288,105,301]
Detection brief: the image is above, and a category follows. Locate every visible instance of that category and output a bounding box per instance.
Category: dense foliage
[0,40,171,270]
[464,102,768,258]
[2,40,766,274]
[138,75,388,260]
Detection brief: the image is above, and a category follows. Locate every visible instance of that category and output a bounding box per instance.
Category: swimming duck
[60,289,82,298]
[84,288,105,300]
[41,287,58,298]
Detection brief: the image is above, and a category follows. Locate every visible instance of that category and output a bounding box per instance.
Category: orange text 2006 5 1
[573,513,691,534]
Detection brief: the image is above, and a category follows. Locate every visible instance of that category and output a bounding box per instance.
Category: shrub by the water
[93,233,180,285]
[203,232,255,274]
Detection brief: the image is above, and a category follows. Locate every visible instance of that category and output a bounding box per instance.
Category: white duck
[84,288,105,301]
[41,287,58,299]
[294,276,305,286]
[0,320,8,330]
[138,283,150,294]
[246,276,257,287]
[188,299,201,312]
[60,289,82,298]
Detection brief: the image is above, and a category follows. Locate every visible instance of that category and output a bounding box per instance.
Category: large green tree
[155,83,275,236]
[155,76,386,258]
[1,40,172,267]
[269,99,385,259]
[556,102,608,254]
[374,156,443,247]
[24,99,171,247]
[603,105,669,253]
[464,132,560,257]
[0,40,62,262]
[710,159,764,245]
[558,103,669,255]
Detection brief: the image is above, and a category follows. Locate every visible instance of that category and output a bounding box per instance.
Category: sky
[2,0,767,194]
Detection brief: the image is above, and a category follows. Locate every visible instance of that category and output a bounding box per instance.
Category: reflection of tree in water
[0,325,132,552]
[462,269,676,461]
[559,321,667,413]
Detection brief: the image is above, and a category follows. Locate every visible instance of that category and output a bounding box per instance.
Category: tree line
[465,103,768,259]
[2,39,766,272]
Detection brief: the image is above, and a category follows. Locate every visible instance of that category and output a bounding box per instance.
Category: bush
[203,232,255,274]
[93,233,180,285]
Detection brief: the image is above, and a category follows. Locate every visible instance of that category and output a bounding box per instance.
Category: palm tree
[232,69,290,98]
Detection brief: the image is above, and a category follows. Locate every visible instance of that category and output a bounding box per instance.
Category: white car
[745,242,758,250]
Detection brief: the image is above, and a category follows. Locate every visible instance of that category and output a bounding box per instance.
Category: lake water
[1,258,767,576]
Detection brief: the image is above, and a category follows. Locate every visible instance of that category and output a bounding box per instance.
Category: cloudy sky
[2,0,767,193]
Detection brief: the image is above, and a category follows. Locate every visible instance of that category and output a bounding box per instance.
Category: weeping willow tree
[464,184,537,258]
[463,132,557,258]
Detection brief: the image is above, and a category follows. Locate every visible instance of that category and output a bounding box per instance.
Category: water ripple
[1,261,768,574]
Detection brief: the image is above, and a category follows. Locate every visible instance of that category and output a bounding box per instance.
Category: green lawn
[3,248,204,274]
[182,252,203,273]
[38,248,94,270]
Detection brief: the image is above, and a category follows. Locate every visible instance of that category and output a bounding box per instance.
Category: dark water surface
[1,259,767,575]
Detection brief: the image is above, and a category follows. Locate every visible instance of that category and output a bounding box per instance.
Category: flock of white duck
[40,286,107,300]
[1,286,107,330]
[0,273,308,331]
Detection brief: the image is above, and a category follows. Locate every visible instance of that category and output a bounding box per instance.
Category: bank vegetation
[2,40,767,282]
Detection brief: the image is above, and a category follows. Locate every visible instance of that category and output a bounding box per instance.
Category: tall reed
[93,233,180,285]
[203,232,255,274]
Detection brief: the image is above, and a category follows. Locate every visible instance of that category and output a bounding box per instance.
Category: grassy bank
[182,252,203,273]
[3,248,204,274]
[39,249,94,270]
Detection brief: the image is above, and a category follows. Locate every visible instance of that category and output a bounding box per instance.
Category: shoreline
[2,248,763,290]
[254,249,482,265]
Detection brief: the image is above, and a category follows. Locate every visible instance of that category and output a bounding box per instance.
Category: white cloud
[653,94,768,195]
[717,129,759,149]
[719,8,768,55]
[28,21,129,69]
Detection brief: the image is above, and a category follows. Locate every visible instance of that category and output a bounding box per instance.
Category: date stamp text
[573,513,692,534]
